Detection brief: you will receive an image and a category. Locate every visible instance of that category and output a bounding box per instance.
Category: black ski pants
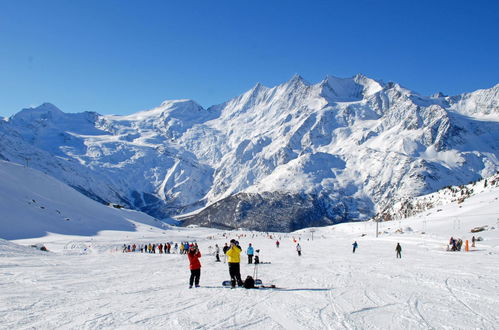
[228,262,243,287]
[248,254,253,264]
[190,268,201,286]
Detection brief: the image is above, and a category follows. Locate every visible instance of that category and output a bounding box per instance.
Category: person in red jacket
[187,245,202,288]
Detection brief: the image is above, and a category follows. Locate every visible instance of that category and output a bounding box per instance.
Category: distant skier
[226,239,243,288]
[187,245,202,288]
[276,240,280,248]
[396,243,402,258]
[472,236,476,248]
[215,244,221,262]
[296,243,302,256]
[223,242,230,263]
[247,243,254,264]
[254,249,260,264]
[352,241,358,253]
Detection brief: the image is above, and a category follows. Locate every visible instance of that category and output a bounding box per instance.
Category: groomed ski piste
[1,160,499,329]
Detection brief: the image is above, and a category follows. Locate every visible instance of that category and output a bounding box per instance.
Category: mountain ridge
[1,74,498,231]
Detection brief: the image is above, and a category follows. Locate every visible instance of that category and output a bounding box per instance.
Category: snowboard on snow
[222,279,262,287]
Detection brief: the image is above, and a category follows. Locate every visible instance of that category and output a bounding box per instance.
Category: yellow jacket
[226,245,241,263]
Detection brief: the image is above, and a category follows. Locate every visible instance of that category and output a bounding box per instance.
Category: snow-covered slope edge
[0,160,167,240]
[372,171,499,222]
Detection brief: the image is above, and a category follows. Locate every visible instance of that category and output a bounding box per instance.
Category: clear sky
[0,0,498,117]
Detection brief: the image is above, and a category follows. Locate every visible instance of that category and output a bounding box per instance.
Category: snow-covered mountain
[1,74,498,231]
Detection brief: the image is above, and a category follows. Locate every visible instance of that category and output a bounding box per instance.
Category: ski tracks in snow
[444,277,497,329]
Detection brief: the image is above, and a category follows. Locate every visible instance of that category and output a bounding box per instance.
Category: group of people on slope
[447,236,477,252]
[448,237,464,251]
[187,239,248,288]
[187,238,411,288]
[122,242,179,254]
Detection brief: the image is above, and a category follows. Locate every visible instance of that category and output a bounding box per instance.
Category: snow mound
[0,239,49,257]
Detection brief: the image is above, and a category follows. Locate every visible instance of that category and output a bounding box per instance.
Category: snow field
[2,212,498,330]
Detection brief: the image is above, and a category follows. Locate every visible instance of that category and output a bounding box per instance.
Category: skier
[226,239,243,288]
[296,243,302,256]
[187,245,202,288]
[396,243,402,258]
[276,240,280,248]
[247,243,254,264]
[472,236,476,248]
[222,242,230,263]
[215,244,221,262]
[352,241,358,253]
[254,249,260,264]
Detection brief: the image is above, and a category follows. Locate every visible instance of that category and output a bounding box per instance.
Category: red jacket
[187,251,202,270]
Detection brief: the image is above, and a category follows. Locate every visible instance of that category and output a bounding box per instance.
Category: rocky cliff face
[181,191,347,232]
[1,75,498,231]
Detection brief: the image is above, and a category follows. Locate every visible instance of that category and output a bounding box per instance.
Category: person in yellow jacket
[226,239,243,288]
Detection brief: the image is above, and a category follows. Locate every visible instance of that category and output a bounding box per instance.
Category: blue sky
[0,0,498,117]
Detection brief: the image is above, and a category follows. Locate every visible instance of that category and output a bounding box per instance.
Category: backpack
[243,276,255,289]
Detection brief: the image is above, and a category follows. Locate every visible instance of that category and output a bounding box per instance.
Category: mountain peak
[320,74,383,101]
[431,92,447,99]
[285,74,308,86]
[250,82,267,93]
[10,102,64,122]
[30,102,63,113]
[159,99,203,109]
[116,99,207,122]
